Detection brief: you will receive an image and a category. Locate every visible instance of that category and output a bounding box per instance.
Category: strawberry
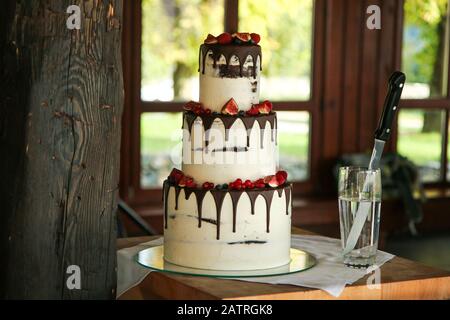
[169,168,184,184]
[204,108,212,115]
[265,175,280,188]
[233,32,251,42]
[246,105,260,116]
[183,100,202,111]
[193,105,204,115]
[258,100,272,114]
[204,33,218,44]
[276,170,288,185]
[221,98,239,115]
[178,176,191,187]
[254,178,265,185]
[255,182,265,189]
[250,33,261,44]
[217,32,233,44]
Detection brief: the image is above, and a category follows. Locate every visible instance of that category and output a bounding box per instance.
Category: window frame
[393,0,450,187]
[121,0,325,206]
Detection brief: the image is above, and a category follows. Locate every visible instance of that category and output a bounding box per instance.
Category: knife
[342,71,406,257]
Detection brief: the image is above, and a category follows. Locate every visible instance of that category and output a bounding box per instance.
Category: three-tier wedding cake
[163,32,292,271]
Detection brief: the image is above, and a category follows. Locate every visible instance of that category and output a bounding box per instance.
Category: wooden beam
[0,0,123,299]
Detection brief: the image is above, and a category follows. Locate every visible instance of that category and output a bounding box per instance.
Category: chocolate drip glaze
[184,112,276,149]
[200,43,262,79]
[229,190,243,233]
[163,181,170,229]
[174,187,182,210]
[260,190,276,233]
[285,187,291,215]
[164,182,292,239]
[209,190,227,240]
[245,190,259,215]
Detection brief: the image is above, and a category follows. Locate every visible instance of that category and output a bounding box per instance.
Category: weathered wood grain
[0,0,123,299]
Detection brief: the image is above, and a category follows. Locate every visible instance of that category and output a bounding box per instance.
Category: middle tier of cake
[181,111,278,184]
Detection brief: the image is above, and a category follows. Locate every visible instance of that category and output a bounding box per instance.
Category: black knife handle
[374,71,406,141]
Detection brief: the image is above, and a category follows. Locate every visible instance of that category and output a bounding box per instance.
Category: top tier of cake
[199,40,261,112]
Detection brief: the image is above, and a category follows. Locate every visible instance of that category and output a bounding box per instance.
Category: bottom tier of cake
[163,181,292,271]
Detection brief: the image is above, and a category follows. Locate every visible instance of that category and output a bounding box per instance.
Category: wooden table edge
[117,228,450,300]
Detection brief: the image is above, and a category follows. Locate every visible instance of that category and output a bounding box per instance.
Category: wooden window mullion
[225,0,239,33]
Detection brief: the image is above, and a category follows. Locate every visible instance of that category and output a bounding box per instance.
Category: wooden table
[117,227,450,300]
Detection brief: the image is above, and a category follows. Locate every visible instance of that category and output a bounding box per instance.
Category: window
[398,0,450,184]
[133,0,317,192]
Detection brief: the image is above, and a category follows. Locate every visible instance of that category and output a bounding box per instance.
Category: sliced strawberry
[221,98,239,115]
[233,32,251,42]
[264,175,275,184]
[246,105,260,116]
[265,175,280,188]
[178,175,191,187]
[217,32,233,44]
[204,33,218,44]
[258,100,272,114]
[169,168,184,184]
[276,170,288,185]
[250,33,261,44]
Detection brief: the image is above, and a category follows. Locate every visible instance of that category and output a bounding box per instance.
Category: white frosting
[163,186,292,270]
[199,52,261,112]
[181,116,278,184]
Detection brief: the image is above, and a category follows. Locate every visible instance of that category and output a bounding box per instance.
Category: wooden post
[0,0,123,299]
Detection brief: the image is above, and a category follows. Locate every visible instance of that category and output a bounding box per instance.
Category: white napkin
[117,235,394,298]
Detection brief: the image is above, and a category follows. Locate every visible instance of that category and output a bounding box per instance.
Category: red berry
[204,108,212,115]
[276,170,288,185]
[250,33,261,44]
[255,183,265,189]
[246,106,260,116]
[235,178,242,185]
[254,178,264,185]
[233,32,251,42]
[204,33,218,44]
[169,168,184,184]
[244,180,254,189]
[217,32,233,44]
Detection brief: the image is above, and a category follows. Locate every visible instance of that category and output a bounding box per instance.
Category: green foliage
[402,0,448,86]
[141,0,313,98]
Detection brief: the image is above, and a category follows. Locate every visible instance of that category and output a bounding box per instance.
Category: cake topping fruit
[246,105,260,116]
[202,182,214,189]
[233,32,251,42]
[250,33,261,44]
[257,100,273,114]
[217,32,233,44]
[264,175,280,188]
[221,98,239,115]
[244,179,254,189]
[275,170,288,185]
[204,33,218,44]
[169,168,184,184]
[177,175,197,188]
[183,101,203,111]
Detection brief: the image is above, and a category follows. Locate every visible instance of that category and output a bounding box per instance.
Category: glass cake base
[135,245,316,278]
